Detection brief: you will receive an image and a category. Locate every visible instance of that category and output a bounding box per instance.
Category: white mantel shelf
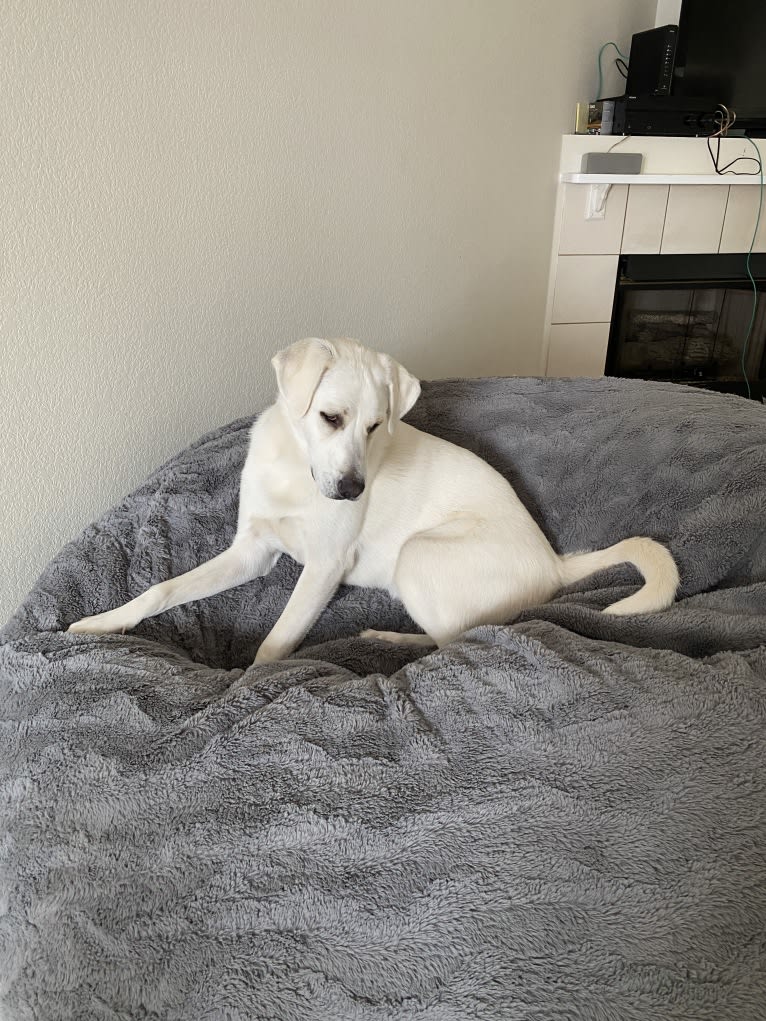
[562,173,762,185]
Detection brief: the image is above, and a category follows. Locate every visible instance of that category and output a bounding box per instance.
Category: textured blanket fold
[1,377,765,1020]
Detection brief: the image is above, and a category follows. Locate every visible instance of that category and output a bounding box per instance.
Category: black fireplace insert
[606,254,766,401]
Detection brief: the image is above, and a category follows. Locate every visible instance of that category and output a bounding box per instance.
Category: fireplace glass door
[606,254,766,400]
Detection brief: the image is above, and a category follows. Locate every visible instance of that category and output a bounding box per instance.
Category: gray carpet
[1,376,765,1020]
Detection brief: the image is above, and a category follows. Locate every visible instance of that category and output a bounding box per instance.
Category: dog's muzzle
[333,472,365,501]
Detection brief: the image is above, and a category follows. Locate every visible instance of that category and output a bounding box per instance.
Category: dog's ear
[384,355,421,433]
[271,338,336,418]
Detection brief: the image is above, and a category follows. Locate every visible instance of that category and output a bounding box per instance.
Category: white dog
[69,337,679,662]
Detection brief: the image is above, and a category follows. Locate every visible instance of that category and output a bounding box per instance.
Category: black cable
[707,133,761,175]
[615,58,629,79]
[706,107,762,176]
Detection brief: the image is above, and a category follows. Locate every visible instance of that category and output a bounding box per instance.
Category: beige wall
[1,0,655,623]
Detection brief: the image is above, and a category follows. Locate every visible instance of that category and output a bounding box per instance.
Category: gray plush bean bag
[1,376,765,1021]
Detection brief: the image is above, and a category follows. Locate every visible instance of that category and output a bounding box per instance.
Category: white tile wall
[621,185,669,254]
[551,255,619,324]
[558,184,628,255]
[546,323,611,377]
[660,185,728,254]
[719,187,766,253]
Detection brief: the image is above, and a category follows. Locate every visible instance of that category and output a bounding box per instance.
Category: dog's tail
[558,537,679,616]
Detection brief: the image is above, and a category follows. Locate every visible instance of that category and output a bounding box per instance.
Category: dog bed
[2,376,765,1020]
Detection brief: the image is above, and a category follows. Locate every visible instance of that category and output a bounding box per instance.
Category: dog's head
[271,337,421,501]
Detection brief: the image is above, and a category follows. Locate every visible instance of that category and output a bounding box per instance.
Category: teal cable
[741,137,763,400]
[597,41,628,101]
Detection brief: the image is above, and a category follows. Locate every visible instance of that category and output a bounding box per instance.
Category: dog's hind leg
[389,522,559,650]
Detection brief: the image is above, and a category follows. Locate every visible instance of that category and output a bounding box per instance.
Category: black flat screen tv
[674,0,766,129]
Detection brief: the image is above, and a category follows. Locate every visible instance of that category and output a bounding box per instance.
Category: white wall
[655,1,682,25]
[1,0,656,623]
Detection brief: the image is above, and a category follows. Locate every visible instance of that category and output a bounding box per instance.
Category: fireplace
[606,254,766,400]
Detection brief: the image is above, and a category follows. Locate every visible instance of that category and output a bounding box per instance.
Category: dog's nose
[336,473,365,501]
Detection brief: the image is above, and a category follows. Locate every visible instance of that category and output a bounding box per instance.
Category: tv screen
[674,0,766,121]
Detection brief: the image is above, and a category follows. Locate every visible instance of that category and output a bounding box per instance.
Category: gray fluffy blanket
[2,377,766,1021]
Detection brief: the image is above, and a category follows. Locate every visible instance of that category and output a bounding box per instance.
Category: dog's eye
[367,422,381,435]
[320,412,342,428]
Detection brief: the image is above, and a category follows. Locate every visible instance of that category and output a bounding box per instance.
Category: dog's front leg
[255,559,346,663]
[69,530,279,636]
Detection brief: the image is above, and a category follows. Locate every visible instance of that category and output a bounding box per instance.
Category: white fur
[69,337,680,661]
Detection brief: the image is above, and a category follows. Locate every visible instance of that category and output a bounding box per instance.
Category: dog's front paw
[254,642,284,665]
[68,608,138,636]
